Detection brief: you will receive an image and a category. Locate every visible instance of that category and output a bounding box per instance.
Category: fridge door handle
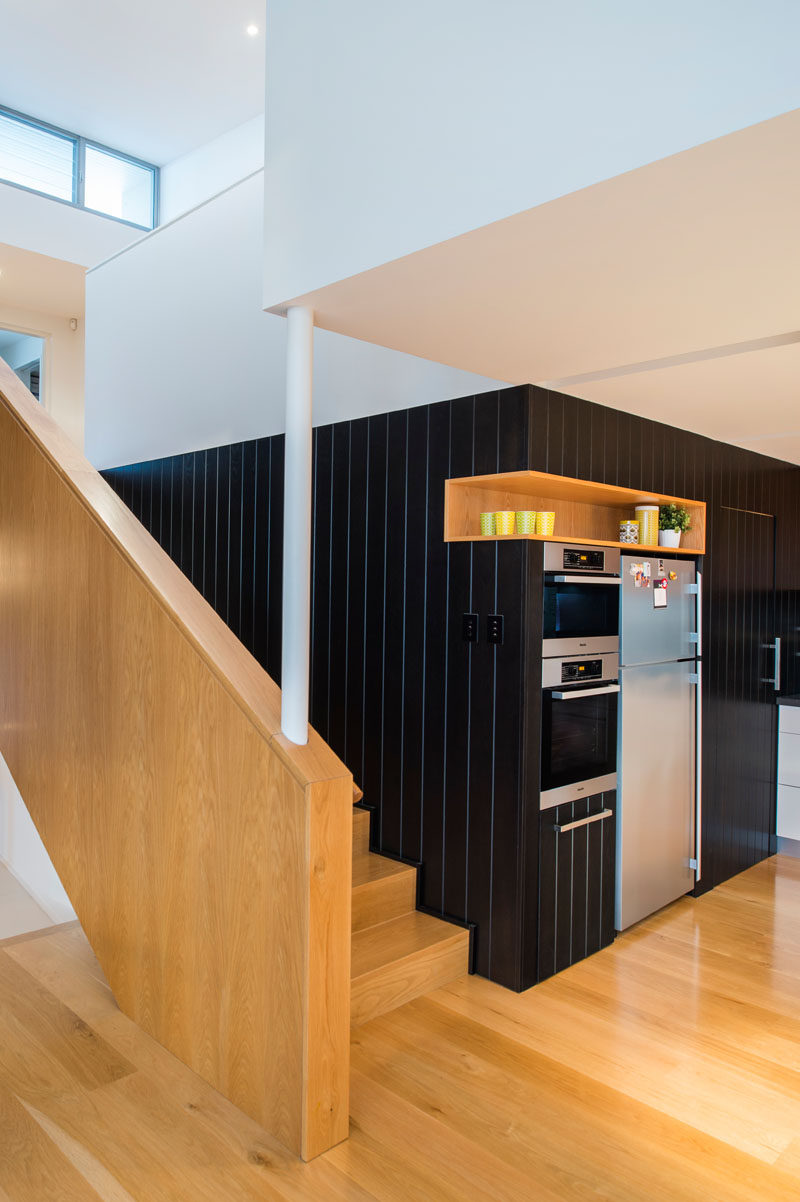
[688,571,702,656]
[693,667,702,882]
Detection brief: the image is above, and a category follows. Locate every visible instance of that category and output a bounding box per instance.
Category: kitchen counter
[777,695,800,707]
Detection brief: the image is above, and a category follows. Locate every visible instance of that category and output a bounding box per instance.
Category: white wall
[85,172,505,469]
[263,0,800,307]
[160,114,265,222]
[0,180,144,267]
[0,753,76,923]
[0,304,85,449]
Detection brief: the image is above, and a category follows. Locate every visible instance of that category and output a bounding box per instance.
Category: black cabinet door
[702,507,777,889]
[537,790,616,984]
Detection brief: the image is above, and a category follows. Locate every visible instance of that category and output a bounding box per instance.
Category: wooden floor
[2,856,800,1200]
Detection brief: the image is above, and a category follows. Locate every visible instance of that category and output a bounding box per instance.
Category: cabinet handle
[553,808,613,834]
[761,637,781,690]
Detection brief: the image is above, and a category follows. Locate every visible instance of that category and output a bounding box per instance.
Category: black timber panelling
[105,441,284,687]
[104,382,800,991]
[104,386,535,989]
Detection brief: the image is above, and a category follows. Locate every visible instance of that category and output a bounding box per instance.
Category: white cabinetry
[777,705,800,840]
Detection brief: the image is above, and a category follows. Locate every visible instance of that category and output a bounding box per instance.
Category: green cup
[515,510,536,534]
[480,511,496,536]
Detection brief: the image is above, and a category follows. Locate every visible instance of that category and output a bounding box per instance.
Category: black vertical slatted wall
[104,384,800,990]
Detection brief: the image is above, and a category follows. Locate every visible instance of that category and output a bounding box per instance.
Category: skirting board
[0,853,76,924]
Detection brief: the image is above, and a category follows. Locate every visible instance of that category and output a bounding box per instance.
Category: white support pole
[281,305,314,744]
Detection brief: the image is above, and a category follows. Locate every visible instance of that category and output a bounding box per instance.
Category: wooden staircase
[350,807,470,1026]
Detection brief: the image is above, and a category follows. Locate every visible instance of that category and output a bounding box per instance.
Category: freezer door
[620,555,697,666]
[615,659,696,931]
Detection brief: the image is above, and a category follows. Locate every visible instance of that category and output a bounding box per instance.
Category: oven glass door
[543,580,619,642]
[541,685,618,792]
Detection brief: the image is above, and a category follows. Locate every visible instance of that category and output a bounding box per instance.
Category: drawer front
[777,784,800,840]
[778,732,800,786]
[779,705,800,736]
[537,790,616,983]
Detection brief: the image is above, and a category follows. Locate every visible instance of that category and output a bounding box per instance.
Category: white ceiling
[0,242,85,317]
[0,0,266,165]
[566,339,800,451]
[276,108,800,464]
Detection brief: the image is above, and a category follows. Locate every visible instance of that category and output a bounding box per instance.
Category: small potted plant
[658,504,691,548]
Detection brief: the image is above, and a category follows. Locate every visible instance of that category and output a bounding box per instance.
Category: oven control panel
[542,651,620,689]
[561,658,602,683]
[543,543,621,575]
[563,548,605,571]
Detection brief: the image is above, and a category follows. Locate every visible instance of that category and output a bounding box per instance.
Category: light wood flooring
[2,855,800,1200]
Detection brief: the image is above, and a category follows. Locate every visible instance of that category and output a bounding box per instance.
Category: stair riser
[351,871,417,933]
[350,933,470,1027]
[352,810,371,857]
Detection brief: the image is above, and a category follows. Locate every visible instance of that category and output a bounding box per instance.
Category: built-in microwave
[540,653,619,809]
[542,543,621,657]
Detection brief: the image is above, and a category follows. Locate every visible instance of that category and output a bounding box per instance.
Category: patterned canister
[480,511,496,536]
[634,505,659,546]
[535,510,555,536]
[619,519,639,544]
[495,510,516,536]
[515,510,537,534]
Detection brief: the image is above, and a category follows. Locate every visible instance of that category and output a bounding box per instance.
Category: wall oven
[543,543,621,657]
[540,652,619,809]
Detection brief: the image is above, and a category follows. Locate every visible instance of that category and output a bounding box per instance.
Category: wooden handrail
[0,359,352,1160]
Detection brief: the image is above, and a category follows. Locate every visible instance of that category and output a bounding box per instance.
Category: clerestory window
[0,105,158,230]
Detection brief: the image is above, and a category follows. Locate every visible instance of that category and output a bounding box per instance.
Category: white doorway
[0,328,45,401]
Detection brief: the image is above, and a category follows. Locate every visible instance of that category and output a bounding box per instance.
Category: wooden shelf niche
[444,470,706,554]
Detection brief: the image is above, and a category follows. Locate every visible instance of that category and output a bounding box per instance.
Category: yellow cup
[495,510,516,536]
[536,510,555,536]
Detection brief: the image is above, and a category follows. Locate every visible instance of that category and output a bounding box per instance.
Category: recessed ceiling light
[246,23,259,36]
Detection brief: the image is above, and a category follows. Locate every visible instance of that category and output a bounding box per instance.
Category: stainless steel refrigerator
[616,554,701,931]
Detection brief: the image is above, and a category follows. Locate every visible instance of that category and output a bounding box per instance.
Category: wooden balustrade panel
[0,360,352,1161]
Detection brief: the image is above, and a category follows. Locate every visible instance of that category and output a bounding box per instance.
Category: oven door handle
[552,575,621,585]
[551,684,620,700]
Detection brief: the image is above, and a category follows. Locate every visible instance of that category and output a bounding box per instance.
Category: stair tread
[351,911,468,980]
[352,851,416,890]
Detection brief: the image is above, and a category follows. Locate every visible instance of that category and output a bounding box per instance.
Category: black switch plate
[487,614,504,645]
[462,613,479,643]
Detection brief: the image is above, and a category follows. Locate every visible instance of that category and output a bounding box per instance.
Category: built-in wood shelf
[444,470,706,554]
